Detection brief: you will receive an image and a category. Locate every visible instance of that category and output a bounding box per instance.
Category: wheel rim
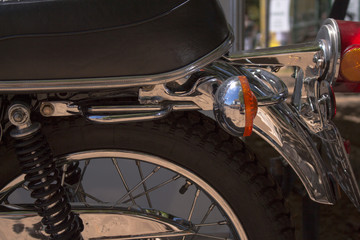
[0,150,248,240]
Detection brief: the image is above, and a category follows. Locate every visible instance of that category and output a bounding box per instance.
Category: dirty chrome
[0,150,248,240]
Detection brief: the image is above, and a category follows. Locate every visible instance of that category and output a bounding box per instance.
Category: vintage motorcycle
[0,0,359,239]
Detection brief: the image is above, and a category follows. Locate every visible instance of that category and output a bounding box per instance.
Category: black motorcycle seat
[0,0,229,81]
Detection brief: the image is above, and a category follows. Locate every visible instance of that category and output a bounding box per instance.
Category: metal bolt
[316,58,325,68]
[40,103,55,116]
[313,53,325,68]
[12,110,25,123]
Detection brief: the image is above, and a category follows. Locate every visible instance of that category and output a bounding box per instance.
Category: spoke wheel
[0,111,294,240]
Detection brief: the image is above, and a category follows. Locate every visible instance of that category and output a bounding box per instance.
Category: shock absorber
[8,103,83,240]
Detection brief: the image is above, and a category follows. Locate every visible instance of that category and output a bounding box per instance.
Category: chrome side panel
[254,104,336,204]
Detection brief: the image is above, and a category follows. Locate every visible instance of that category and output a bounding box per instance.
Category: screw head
[40,103,55,116]
[8,104,31,127]
[12,110,25,123]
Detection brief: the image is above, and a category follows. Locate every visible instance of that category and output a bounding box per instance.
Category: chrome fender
[254,103,336,204]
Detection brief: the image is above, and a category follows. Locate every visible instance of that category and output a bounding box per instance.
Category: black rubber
[41,111,294,240]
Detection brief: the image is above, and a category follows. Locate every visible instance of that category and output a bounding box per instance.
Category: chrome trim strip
[85,107,172,123]
[0,34,233,93]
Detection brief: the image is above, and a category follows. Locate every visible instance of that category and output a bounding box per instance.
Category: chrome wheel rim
[0,150,248,240]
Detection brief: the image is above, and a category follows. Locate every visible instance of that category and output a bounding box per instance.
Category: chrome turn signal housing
[214,76,258,137]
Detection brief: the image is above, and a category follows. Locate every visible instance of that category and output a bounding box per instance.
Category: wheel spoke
[182,188,200,240]
[65,183,105,204]
[136,160,152,208]
[191,203,216,237]
[188,189,200,221]
[114,166,160,206]
[112,158,137,206]
[194,221,227,227]
[123,174,181,204]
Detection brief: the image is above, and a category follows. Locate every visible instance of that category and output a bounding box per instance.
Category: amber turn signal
[340,45,360,82]
[238,76,258,136]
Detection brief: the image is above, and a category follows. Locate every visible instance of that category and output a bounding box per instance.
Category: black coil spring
[14,127,83,240]
[61,161,81,186]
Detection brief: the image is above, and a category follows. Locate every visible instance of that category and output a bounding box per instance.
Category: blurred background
[218,1,360,240]
[219,0,359,51]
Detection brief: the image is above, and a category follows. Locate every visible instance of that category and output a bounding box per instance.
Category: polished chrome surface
[40,101,80,117]
[208,60,337,204]
[246,69,288,106]
[139,76,222,111]
[315,18,341,85]
[253,104,335,204]
[0,34,233,93]
[319,123,360,208]
[85,103,199,123]
[220,19,360,207]
[85,107,172,123]
[226,18,341,135]
[0,206,194,240]
[214,76,246,136]
[1,150,247,240]
[225,41,321,70]
[39,100,200,123]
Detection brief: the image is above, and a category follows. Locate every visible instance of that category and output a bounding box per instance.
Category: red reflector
[336,20,360,52]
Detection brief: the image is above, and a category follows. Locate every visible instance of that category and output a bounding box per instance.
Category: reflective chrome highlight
[39,101,200,123]
[0,206,194,240]
[214,76,246,136]
[316,18,341,84]
[139,76,221,111]
[207,61,337,204]
[40,101,80,117]
[0,34,232,93]
[246,68,288,106]
[86,106,172,123]
[319,124,360,208]
[225,19,340,135]
[253,104,335,204]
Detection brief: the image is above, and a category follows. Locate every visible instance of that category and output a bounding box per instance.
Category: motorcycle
[0,0,359,239]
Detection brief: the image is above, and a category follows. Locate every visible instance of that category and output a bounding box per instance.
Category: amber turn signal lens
[340,46,360,82]
[238,76,258,137]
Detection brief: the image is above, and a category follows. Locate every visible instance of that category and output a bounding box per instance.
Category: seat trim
[0,31,233,93]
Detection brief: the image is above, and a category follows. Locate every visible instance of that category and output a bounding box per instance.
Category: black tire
[40,111,294,240]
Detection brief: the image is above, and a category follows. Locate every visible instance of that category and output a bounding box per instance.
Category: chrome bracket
[225,19,340,135]
[139,76,222,111]
[40,101,81,117]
